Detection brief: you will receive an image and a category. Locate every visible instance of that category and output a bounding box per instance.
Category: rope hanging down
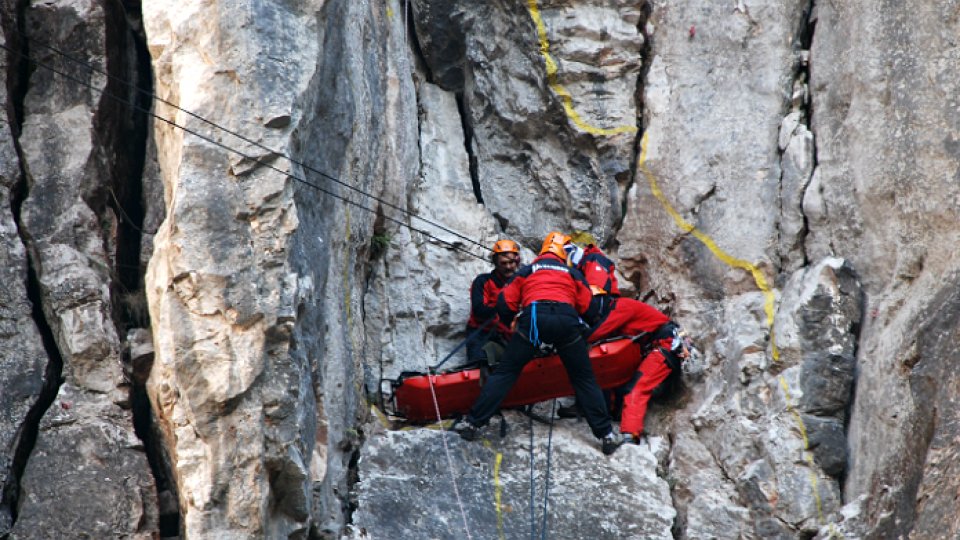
[412,311,474,540]
[527,400,557,540]
[539,399,556,540]
[2,36,490,261]
[420,404,475,536]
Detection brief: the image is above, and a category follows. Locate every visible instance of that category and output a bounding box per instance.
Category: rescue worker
[465,239,521,370]
[563,232,619,319]
[566,235,693,445]
[455,231,623,455]
[614,321,690,443]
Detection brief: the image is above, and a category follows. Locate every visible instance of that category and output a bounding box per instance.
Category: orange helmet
[539,231,571,258]
[491,239,520,255]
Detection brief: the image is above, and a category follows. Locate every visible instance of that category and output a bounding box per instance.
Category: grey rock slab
[9,385,157,539]
[351,414,675,539]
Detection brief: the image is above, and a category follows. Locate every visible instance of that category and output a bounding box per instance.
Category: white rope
[414,311,474,539]
[427,374,474,539]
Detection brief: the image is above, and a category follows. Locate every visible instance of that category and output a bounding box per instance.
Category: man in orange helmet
[465,239,521,371]
[456,232,622,455]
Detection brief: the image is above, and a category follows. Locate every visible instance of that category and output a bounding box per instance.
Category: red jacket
[578,245,620,296]
[467,271,512,337]
[498,253,595,322]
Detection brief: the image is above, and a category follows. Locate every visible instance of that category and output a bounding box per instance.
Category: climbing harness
[528,302,541,347]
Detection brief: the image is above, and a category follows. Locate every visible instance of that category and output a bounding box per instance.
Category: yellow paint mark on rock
[640,132,845,533]
[493,452,505,540]
[527,0,638,137]
[638,132,779,360]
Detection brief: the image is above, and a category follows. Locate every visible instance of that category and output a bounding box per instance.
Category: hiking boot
[455,421,480,442]
[621,433,638,445]
[601,432,624,455]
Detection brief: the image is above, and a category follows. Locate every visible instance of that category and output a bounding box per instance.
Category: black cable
[429,317,496,372]
[1,41,489,262]
[528,412,536,540]
[540,399,556,540]
[15,32,490,253]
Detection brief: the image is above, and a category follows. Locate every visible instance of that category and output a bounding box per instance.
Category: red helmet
[491,239,520,254]
[539,231,571,258]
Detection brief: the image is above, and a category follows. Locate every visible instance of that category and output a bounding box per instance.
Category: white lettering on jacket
[531,263,570,274]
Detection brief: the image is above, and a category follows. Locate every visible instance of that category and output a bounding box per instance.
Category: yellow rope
[779,376,825,523]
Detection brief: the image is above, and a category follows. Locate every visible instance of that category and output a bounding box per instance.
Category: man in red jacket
[465,239,520,370]
[456,232,622,454]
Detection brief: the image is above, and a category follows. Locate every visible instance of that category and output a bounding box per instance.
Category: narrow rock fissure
[100,1,181,536]
[0,263,64,536]
[403,0,425,213]
[797,1,817,270]
[837,273,863,497]
[404,1,434,85]
[455,92,482,205]
[664,433,685,540]
[365,208,388,409]
[4,0,29,132]
[770,0,853,509]
[341,438,363,536]
[692,183,717,214]
[101,6,150,331]
[622,0,653,231]
[4,182,61,536]
[782,0,817,272]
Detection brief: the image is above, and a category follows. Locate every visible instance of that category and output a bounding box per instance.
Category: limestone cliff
[0,0,958,539]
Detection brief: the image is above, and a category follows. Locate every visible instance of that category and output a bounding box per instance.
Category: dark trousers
[466,303,612,438]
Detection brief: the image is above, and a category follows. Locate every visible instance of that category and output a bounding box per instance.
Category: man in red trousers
[566,235,693,444]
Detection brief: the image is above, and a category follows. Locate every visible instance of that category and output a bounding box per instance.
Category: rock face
[143,0,327,536]
[0,4,47,533]
[413,0,644,246]
[1,0,158,537]
[1,0,960,538]
[808,2,960,538]
[351,414,675,539]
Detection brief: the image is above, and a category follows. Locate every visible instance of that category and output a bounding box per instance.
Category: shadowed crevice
[455,91,482,205]
[623,0,653,232]
[777,0,818,276]
[100,0,180,536]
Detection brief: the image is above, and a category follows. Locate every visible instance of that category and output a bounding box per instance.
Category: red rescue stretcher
[386,337,641,422]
